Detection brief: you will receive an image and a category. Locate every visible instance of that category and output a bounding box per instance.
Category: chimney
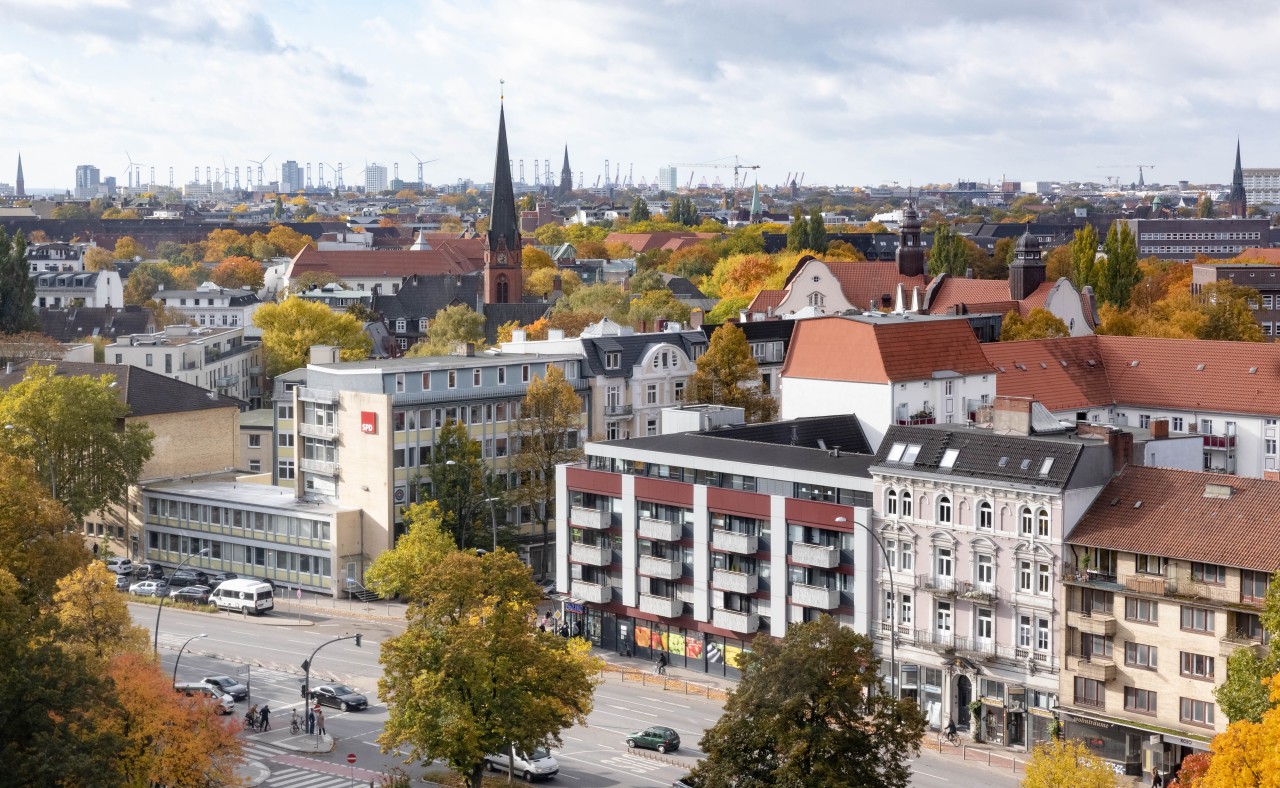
[689,308,704,329]
[451,342,475,357]
[991,395,1033,436]
[1150,418,1169,439]
[511,329,526,343]
[547,329,565,341]
[910,286,920,313]
[309,345,341,364]
[739,309,748,323]
[1106,429,1134,468]
[893,282,906,313]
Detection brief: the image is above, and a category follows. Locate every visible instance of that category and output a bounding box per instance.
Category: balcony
[791,583,840,610]
[712,568,758,594]
[1074,655,1116,681]
[1067,609,1117,636]
[711,529,758,555]
[896,416,936,426]
[919,573,958,597]
[958,581,1000,605]
[638,593,682,618]
[638,517,682,541]
[1203,434,1236,450]
[791,542,840,569]
[1125,575,1167,595]
[603,404,632,418]
[298,387,338,404]
[571,579,611,604]
[712,608,759,634]
[298,421,338,439]
[570,542,611,566]
[570,507,611,530]
[299,458,338,476]
[638,555,682,580]
[953,636,999,661]
[215,374,240,388]
[1063,568,1120,588]
[248,365,262,376]
[1220,632,1267,659]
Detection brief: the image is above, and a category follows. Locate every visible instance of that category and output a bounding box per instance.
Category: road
[137,602,1029,787]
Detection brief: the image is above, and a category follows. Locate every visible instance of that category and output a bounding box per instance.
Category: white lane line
[560,734,585,742]
[914,769,949,781]
[608,704,658,718]
[551,751,675,787]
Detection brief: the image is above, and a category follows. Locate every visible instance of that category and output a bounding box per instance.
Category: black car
[242,576,276,590]
[310,683,368,711]
[170,585,213,604]
[169,569,210,588]
[209,571,238,585]
[133,563,166,580]
[202,675,249,701]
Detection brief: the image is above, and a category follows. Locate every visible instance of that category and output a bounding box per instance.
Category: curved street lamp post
[172,633,208,685]
[153,547,211,655]
[835,514,898,699]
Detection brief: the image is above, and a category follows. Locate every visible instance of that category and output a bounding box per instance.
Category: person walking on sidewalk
[307,706,315,735]
[314,705,326,736]
[259,704,271,731]
[1151,767,1164,788]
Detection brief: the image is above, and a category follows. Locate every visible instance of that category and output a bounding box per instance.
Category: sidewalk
[250,727,336,753]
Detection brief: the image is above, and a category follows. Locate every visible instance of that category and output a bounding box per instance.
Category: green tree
[1102,221,1139,307]
[1070,223,1101,292]
[689,616,924,788]
[786,207,809,252]
[517,194,538,212]
[1001,308,1071,341]
[373,509,601,788]
[273,194,285,220]
[552,283,629,324]
[253,296,373,376]
[532,223,567,246]
[627,289,691,328]
[51,203,90,220]
[0,364,154,523]
[1198,194,1215,218]
[407,303,486,357]
[511,367,584,578]
[422,420,490,550]
[687,323,778,423]
[669,196,699,227]
[288,271,347,293]
[630,196,651,222]
[928,223,973,277]
[1215,573,1280,722]
[0,452,84,604]
[706,295,752,324]
[0,228,37,334]
[808,208,828,253]
[1199,282,1266,342]
[1022,739,1118,788]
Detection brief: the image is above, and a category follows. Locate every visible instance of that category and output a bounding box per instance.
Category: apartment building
[33,269,124,309]
[555,411,877,680]
[280,345,590,583]
[238,408,273,476]
[1060,466,1277,780]
[106,325,263,405]
[1190,261,1280,338]
[153,282,265,336]
[1125,218,1270,261]
[867,401,1119,751]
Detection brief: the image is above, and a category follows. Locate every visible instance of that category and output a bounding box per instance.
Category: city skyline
[2,0,1279,191]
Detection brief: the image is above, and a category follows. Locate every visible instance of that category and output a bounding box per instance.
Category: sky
[2,0,1279,193]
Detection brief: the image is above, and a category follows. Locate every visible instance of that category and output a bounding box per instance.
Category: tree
[0,331,64,364]
[51,203,90,220]
[83,246,115,272]
[266,225,315,257]
[552,283,629,325]
[628,289,691,328]
[51,563,149,662]
[1001,308,1071,341]
[1178,752,1212,787]
[824,239,865,262]
[1202,676,1280,787]
[0,228,37,334]
[112,236,144,261]
[526,267,581,298]
[209,255,265,290]
[373,509,600,788]
[669,196,699,227]
[288,271,347,293]
[1045,244,1073,281]
[253,296,373,376]
[366,503,456,598]
[1102,221,1139,307]
[0,453,83,604]
[808,208,828,253]
[202,228,251,262]
[1199,281,1266,342]
[522,246,555,271]
[1070,223,1101,291]
[511,367,584,578]
[1021,739,1118,788]
[1199,195,1215,218]
[786,207,809,251]
[407,304,486,357]
[707,295,752,324]
[517,194,538,212]
[0,364,154,523]
[533,223,566,246]
[1215,573,1280,722]
[928,223,974,277]
[665,244,718,279]
[689,616,924,788]
[421,420,491,550]
[631,196,651,222]
[688,323,778,423]
[705,252,783,301]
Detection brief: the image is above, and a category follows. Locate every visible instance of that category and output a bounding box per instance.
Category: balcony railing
[638,517,682,541]
[638,593,682,618]
[919,573,957,596]
[298,421,338,439]
[791,583,840,610]
[712,568,758,594]
[1066,608,1116,636]
[298,387,338,404]
[712,608,759,634]
[299,458,338,476]
[215,374,240,388]
[792,542,840,569]
[957,581,1000,605]
[1220,631,1267,659]
[1203,434,1236,450]
[953,636,1005,661]
[570,507,611,530]
[896,416,936,426]
[1069,651,1117,681]
[1063,568,1119,587]
[638,555,682,580]
[570,542,611,566]
[711,529,758,555]
[1124,573,1264,608]
[571,579,611,604]
[603,404,633,418]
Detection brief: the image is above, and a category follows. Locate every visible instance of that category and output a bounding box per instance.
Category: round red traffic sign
[346,753,357,764]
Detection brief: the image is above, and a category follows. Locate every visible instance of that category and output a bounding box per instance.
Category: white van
[209,579,275,615]
[174,682,236,715]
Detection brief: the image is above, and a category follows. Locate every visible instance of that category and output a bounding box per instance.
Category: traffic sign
[346,753,357,764]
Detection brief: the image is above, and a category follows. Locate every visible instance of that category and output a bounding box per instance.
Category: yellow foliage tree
[51,563,149,662]
[266,224,315,257]
[705,252,784,300]
[83,246,115,271]
[202,228,250,262]
[253,296,372,376]
[112,236,144,261]
[525,267,581,298]
[209,255,265,290]
[1021,739,1118,788]
[1202,677,1280,787]
[1001,308,1070,341]
[522,247,555,271]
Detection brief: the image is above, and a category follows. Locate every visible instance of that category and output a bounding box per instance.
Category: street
[138,603,1030,787]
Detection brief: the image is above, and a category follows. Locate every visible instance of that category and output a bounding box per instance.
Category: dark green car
[626,725,680,753]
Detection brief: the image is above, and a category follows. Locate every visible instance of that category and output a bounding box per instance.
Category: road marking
[914,769,949,781]
[608,704,659,718]
[636,694,694,708]
[266,768,356,788]
[561,734,585,742]
[552,752,675,787]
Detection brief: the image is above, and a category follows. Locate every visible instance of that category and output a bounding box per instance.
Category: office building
[75,164,101,198]
[365,163,388,194]
[105,325,264,405]
[281,160,304,194]
[658,166,678,193]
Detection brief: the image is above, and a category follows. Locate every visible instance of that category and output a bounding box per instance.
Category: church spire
[487,103,518,254]
[15,152,24,197]
[1229,139,1247,218]
[558,145,572,196]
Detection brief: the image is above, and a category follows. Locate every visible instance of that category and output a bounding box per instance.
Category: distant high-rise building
[103,176,117,196]
[365,163,388,194]
[658,166,678,193]
[281,160,304,194]
[16,153,25,197]
[75,164,101,198]
[1229,140,1248,218]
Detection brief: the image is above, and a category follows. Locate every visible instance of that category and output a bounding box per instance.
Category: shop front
[573,606,753,680]
[1061,710,1142,777]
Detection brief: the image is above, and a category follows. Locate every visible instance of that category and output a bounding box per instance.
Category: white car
[484,747,559,781]
[105,557,133,575]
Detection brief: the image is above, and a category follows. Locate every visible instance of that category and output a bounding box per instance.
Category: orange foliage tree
[210,255,265,290]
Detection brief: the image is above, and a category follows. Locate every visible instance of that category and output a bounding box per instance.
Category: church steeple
[484,97,522,304]
[1229,139,1247,218]
[896,201,925,277]
[558,145,573,196]
[15,152,24,197]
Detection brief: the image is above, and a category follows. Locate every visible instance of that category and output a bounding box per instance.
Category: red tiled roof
[1068,466,1280,572]
[289,244,484,279]
[981,336,1112,412]
[1235,248,1280,263]
[604,232,718,253]
[926,278,1013,314]
[821,261,929,311]
[746,290,786,314]
[783,315,995,384]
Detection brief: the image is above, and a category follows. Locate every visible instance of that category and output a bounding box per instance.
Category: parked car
[309,683,368,711]
[673,776,701,788]
[170,585,212,604]
[174,681,235,715]
[168,569,210,588]
[209,579,275,615]
[209,571,238,585]
[129,579,170,597]
[626,726,680,754]
[114,573,132,591]
[483,747,559,781]
[241,575,276,590]
[104,557,133,575]
[202,675,248,701]
[133,563,166,580]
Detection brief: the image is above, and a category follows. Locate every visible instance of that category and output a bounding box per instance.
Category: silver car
[129,579,170,597]
[484,747,559,782]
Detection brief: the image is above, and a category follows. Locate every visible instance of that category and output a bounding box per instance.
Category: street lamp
[483,496,501,552]
[154,547,211,654]
[172,633,208,685]
[836,514,898,699]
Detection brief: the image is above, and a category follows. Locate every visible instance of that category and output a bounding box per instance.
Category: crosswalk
[265,767,362,788]
[241,740,288,761]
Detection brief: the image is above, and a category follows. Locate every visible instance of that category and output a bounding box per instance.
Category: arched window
[496,275,509,303]
[901,491,913,518]
[978,501,993,530]
[808,292,825,308]
[1020,506,1033,536]
[886,489,898,516]
[937,495,952,525]
[1037,509,1050,538]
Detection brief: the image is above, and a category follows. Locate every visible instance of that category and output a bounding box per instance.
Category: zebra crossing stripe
[266,768,352,788]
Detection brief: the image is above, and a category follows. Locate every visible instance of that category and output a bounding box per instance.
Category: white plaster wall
[620,473,637,607]
[692,484,710,622]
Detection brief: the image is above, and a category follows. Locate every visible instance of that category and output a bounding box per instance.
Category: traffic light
[354,633,362,648]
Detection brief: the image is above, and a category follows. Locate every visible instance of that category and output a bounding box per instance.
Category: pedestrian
[259,704,270,731]
[656,652,668,676]
[1152,767,1164,788]
[314,705,326,736]
[558,623,569,638]
[307,707,315,735]
[573,620,583,637]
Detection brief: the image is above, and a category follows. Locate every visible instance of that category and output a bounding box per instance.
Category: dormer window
[396,319,406,332]
[808,292,825,308]
[605,351,621,370]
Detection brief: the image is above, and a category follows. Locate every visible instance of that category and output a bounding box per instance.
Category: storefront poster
[707,640,724,664]
[635,625,651,649]
[651,629,668,651]
[684,634,703,659]
[724,643,744,668]
[668,632,685,657]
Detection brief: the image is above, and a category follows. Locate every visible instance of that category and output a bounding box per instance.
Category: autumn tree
[266,224,316,257]
[688,323,778,422]
[253,296,373,376]
[665,244,718,279]
[928,223,981,277]
[1102,221,1139,307]
[525,267,581,298]
[1044,244,1073,281]
[1215,573,1280,722]
[289,271,347,293]
[0,331,64,364]
[83,245,115,272]
[668,195,699,226]
[689,616,924,788]
[112,235,144,261]
[1001,308,1071,341]
[209,255,265,290]
[202,228,251,262]
[631,195,651,222]
[0,453,84,604]
[511,367,584,578]
[628,289,691,328]
[552,283,629,325]
[1021,739,1118,788]
[408,303,486,357]
[1070,223,1101,292]
[1199,195,1215,218]
[705,252,783,301]
[0,228,37,334]
[532,223,566,246]
[824,239,865,262]
[0,364,154,523]
[372,508,600,788]
[522,246,555,271]
[51,563,150,661]
[1201,675,1280,786]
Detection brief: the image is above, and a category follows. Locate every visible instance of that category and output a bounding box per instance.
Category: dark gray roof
[482,303,550,343]
[0,361,242,416]
[711,414,871,454]
[581,330,708,378]
[872,424,1083,488]
[374,274,483,333]
[38,306,155,342]
[659,274,708,299]
[704,318,795,345]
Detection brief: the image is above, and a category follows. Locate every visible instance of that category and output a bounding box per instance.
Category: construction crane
[1097,164,1155,187]
[686,172,695,189]
[669,155,761,189]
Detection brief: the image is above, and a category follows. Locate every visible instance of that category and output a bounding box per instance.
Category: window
[1242,570,1270,602]
[886,489,898,516]
[976,608,993,640]
[646,384,658,405]
[277,403,294,420]
[885,539,896,570]
[1172,417,1184,431]
[674,381,685,401]
[248,434,261,448]
[646,419,658,436]
[937,496,951,525]
[522,365,530,383]
[278,432,294,447]
[1126,598,1159,624]
[498,367,507,385]
[395,373,405,393]
[976,554,994,585]
[1135,554,1166,575]
[419,317,428,332]
[1125,642,1158,669]
[886,443,906,462]
[1019,615,1033,648]
[1037,617,1050,651]
[1083,633,1113,659]
[277,460,295,480]
[1181,606,1216,633]
[448,370,457,389]
[1191,563,1226,584]
[900,543,913,571]
[473,368,481,386]
[1036,509,1049,537]
[1124,687,1157,715]
[1037,562,1052,594]
[604,351,621,370]
[1180,698,1215,727]
[940,448,959,468]
[1074,677,1105,708]
[1020,506,1033,536]
[145,353,153,367]
[936,601,952,633]
[1019,560,1032,592]
[807,291,825,308]
[396,319,406,332]
[900,491,913,518]
[977,500,993,529]
[1138,414,1151,428]
[936,547,953,578]
[1181,652,1215,679]
[249,460,261,472]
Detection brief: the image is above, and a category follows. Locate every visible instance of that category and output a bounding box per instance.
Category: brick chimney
[991,395,1033,436]
[1150,418,1169,439]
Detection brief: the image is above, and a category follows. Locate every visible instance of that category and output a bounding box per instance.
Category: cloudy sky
[2,0,1277,193]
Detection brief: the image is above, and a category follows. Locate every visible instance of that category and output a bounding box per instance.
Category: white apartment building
[154,282,265,337]
[32,270,124,309]
[107,325,263,405]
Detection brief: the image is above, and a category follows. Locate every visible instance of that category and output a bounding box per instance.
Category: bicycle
[289,710,301,735]
[244,711,260,732]
[655,661,668,677]
[943,730,960,746]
